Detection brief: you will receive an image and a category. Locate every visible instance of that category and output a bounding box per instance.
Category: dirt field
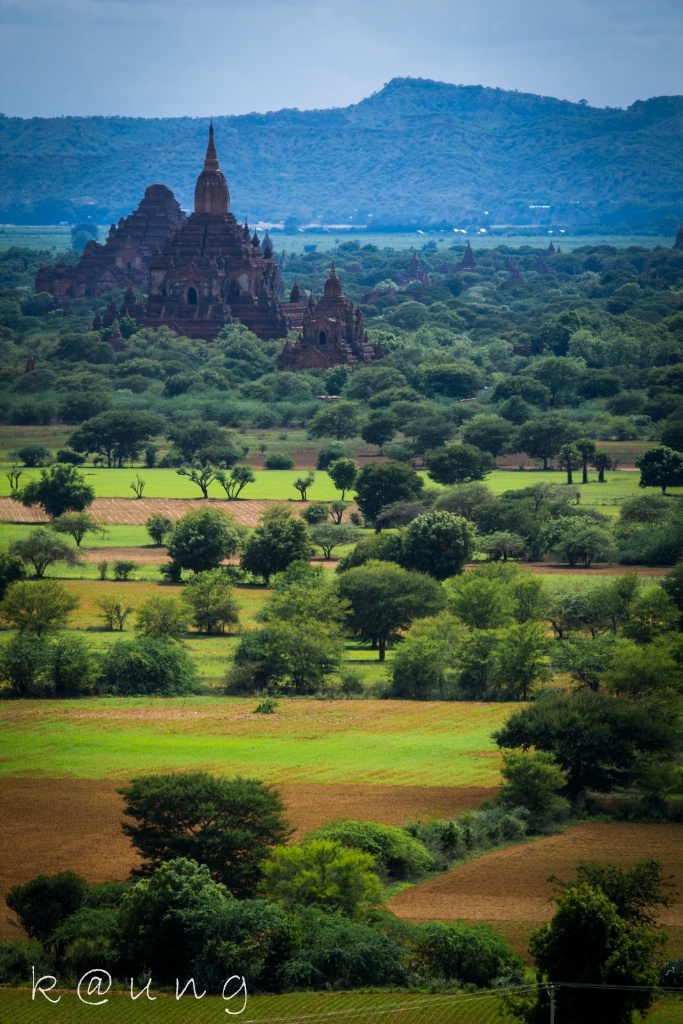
[0,497,323,526]
[388,822,683,928]
[0,777,493,940]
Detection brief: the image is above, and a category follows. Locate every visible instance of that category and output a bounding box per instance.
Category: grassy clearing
[0,697,510,783]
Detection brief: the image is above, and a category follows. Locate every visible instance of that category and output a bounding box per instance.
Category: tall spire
[203,120,220,172]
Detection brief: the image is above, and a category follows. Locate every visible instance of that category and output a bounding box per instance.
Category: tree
[0,580,79,635]
[557,443,582,485]
[327,458,357,499]
[577,439,597,484]
[361,411,396,451]
[119,772,291,896]
[240,507,314,584]
[129,474,146,498]
[402,411,454,454]
[538,517,615,567]
[0,550,26,600]
[316,441,352,470]
[0,633,50,695]
[521,883,658,1024]
[146,513,173,546]
[462,415,515,457]
[6,872,88,945]
[389,612,463,700]
[215,464,255,499]
[479,531,526,562]
[307,401,361,441]
[262,617,345,693]
[69,410,162,468]
[494,692,679,803]
[593,449,615,483]
[14,464,95,519]
[262,840,383,918]
[136,596,189,640]
[517,415,578,470]
[400,510,476,580]
[167,508,240,574]
[300,502,331,525]
[637,446,683,494]
[494,621,550,700]
[498,750,568,820]
[417,360,483,399]
[447,572,513,630]
[99,637,198,695]
[293,472,315,501]
[555,861,676,930]
[10,445,52,467]
[97,596,134,631]
[424,443,496,486]
[309,523,359,559]
[553,634,618,692]
[177,462,218,499]
[336,561,446,660]
[527,355,583,405]
[181,569,239,634]
[167,420,232,463]
[414,921,522,987]
[433,482,495,519]
[9,530,81,578]
[48,633,96,696]
[354,461,424,524]
[50,511,105,547]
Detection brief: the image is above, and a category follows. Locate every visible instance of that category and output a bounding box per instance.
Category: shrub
[412,921,523,986]
[264,452,294,470]
[181,569,239,634]
[98,636,198,695]
[56,449,86,465]
[0,940,49,984]
[146,513,173,546]
[6,872,88,945]
[112,559,137,581]
[262,840,383,917]
[167,508,240,573]
[0,579,79,635]
[305,821,433,879]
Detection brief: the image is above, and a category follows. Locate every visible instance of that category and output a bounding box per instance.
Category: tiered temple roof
[454,241,477,272]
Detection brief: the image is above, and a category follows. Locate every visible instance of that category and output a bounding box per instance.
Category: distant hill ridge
[1,77,681,228]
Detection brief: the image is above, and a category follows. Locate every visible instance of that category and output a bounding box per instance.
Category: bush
[264,452,294,470]
[305,821,433,879]
[167,508,240,573]
[98,636,198,695]
[6,871,88,944]
[55,449,85,465]
[0,940,49,984]
[316,442,352,470]
[262,840,383,917]
[112,559,137,581]
[412,921,523,987]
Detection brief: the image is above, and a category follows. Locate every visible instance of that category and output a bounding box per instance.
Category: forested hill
[1,77,682,228]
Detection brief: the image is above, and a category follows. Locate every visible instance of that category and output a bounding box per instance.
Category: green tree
[119,773,291,896]
[240,507,315,584]
[0,580,78,635]
[462,415,515,457]
[557,443,582,485]
[167,508,240,574]
[215,464,255,499]
[527,356,583,406]
[447,572,513,630]
[69,410,162,468]
[6,872,88,945]
[401,510,476,580]
[309,523,359,559]
[0,633,50,695]
[97,596,134,632]
[556,861,676,930]
[327,458,357,499]
[389,612,463,699]
[99,636,197,695]
[316,441,352,470]
[293,471,315,500]
[262,617,345,694]
[135,596,189,640]
[553,634,618,692]
[177,462,219,499]
[494,621,550,700]
[145,513,173,546]
[413,921,522,987]
[636,446,683,494]
[308,401,361,441]
[498,750,569,820]
[181,569,239,634]
[538,518,615,567]
[48,633,97,696]
[166,420,231,462]
[577,439,597,484]
[494,692,679,803]
[10,445,52,467]
[50,511,105,547]
[517,415,578,470]
[521,883,658,1024]
[361,411,396,451]
[354,461,424,524]
[0,550,26,600]
[336,561,446,661]
[433,481,495,519]
[14,464,95,519]
[417,360,483,399]
[592,449,615,483]
[262,840,383,917]
[479,531,526,562]
[9,529,81,578]
[424,442,496,486]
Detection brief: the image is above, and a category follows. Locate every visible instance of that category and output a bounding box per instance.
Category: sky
[0,0,681,119]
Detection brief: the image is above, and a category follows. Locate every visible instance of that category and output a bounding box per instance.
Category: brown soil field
[0,497,329,526]
[388,822,683,928]
[0,778,492,940]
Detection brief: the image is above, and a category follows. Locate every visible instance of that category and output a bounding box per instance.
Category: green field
[0,987,677,1024]
[0,696,509,784]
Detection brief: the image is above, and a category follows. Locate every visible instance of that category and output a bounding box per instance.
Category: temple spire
[203,121,220,172]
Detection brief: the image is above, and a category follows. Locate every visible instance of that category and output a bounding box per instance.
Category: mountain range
[1,77,681,229]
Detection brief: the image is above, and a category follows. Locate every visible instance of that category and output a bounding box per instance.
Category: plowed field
[0,777,493,940]
[0,497,316,526]
[388,822,683,927]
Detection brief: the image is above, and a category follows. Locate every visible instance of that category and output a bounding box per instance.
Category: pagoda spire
[203,120,220,172]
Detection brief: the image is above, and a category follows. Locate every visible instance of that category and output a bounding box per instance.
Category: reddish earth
[0,777,493,940]
[388,822,683,928]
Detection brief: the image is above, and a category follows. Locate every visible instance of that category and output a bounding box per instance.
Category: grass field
[0,697,510,783]
[0,987,678,1023]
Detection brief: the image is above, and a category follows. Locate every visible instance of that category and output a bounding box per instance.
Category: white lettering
[223,975,248,1015]
[175,978,206,1000]
[77,969,112,1005]
[32,967,60,1003]
[130,977,156,1001]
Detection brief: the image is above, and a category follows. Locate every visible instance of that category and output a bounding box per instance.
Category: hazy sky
[0,0,681,118]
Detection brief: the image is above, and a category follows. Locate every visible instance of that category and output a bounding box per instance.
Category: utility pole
[549,983,555,1024]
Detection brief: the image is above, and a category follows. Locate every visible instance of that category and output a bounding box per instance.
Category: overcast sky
[0,0,681,118]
